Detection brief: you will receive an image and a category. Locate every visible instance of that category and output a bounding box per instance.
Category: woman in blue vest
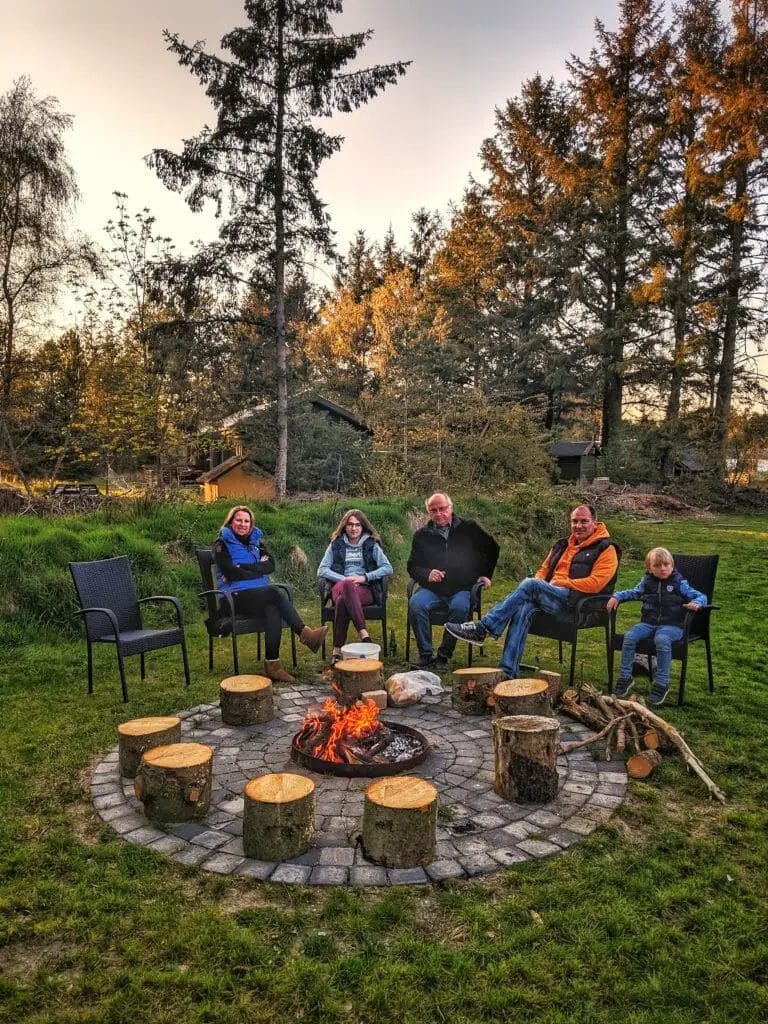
[317,509,393,664]
[212,505,327,683]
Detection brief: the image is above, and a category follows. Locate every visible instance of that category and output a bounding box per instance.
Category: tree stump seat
[451,667,506,715]
[493,714,560,804]
[362,776,438,867]
[134,742,213,822]
[243,773,316,861]
[117,716,182,779]
[220,674,274,726]
[492,678,552,718]
[334,658,384,699]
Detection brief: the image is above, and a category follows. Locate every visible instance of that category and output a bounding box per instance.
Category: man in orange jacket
[446,505,618,679]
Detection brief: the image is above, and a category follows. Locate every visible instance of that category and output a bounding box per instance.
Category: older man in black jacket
[407,492,499,667]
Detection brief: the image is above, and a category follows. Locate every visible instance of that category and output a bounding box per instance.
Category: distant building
[549,440,602,483]
[196,455,277,504]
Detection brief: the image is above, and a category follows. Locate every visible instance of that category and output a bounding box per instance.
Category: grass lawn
[1,502,767,1023]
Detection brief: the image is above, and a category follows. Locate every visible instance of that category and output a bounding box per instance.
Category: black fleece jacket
[407,514,499,598]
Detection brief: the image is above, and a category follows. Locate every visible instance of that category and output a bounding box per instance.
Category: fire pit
[291,697,430,778]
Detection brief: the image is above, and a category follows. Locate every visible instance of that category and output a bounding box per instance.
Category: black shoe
[411,654,435,669]
[434,654,450,669]
[445,621,487,645]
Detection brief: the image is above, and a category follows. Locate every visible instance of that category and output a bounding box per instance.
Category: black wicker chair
[69,556,190,703]
[196,548,297,675]
[405,579,485,667]
[610,553,719,705]
[522,555,622,688]
[318,577,389,659]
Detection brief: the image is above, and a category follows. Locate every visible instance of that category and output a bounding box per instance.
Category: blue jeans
[480,578,571,679]
[409,587,471,656]
[619,622,684,686]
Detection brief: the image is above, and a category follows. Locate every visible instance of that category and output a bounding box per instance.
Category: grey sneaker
[649,681,670,707]
[614,676,634,698]
[445,621,487,645]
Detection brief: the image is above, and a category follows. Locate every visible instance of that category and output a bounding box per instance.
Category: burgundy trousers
[331,578,374,647]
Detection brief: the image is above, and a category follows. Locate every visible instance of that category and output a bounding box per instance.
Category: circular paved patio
[90,685,627,885]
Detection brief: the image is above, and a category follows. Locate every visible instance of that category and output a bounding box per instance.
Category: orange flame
[297,696,382,762]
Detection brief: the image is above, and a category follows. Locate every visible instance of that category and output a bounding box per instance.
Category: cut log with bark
[134,742,213,822]
[334,658,384,699]
[493,714,560,804]
[493,678,552,718]
[220,674,274,726]
[243,773,316,861]
[451,667,506,716]
[626,749,663,779]
[117,716,181,779]
[362,776,438,867]
[536,670,562,706]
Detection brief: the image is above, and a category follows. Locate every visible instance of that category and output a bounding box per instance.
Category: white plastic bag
[384,670,445,705]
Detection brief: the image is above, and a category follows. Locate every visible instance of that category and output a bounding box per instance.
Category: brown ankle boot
[299,625,327,654]
[264,659,295,684]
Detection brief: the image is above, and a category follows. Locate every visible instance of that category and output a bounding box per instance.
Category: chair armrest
[407,579,418,599]
[470,580,484,615]
[272,581,294,603]
[198,589,235,616]
[138,595,184,626]
[317,579,333,605]
[72,606,120,636]
[570,593,609,614]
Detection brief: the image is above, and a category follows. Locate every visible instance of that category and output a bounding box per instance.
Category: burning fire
[295,696,382,763]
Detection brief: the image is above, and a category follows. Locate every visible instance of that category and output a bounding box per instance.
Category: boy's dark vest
[329,536,382,602]
[640,571,687,626]
[544,537,620,593]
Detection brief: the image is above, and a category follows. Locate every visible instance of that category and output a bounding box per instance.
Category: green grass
[1,501,767,1023]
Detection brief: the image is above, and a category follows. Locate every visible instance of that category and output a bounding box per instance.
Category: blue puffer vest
[639,570,687,626]
[215,526,269,593]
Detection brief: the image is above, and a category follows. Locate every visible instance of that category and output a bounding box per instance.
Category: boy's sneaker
[445,621,487,645]
[614,676,634,698]
[649,681,670,707]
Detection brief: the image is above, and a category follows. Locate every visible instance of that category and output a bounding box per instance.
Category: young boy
[606,547,707,707]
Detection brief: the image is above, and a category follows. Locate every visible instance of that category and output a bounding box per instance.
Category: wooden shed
[197,456,277,504]
[549,441,602,483]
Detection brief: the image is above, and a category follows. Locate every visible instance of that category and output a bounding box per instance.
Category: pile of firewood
[558,683,725,803]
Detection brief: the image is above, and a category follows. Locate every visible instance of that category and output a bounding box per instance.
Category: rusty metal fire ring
[290,721,431,778]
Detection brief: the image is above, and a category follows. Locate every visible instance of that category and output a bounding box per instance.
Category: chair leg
[140,652,146,680]
[208,635,214,672]
[180,638,191,687]
[381,611,388,656]
[705,638,715,693]
[232,633,240,675]
[678,648,688,706]
[290,630,297,668]
[86,641,94,696]
[467,636,473,668]
[115,646,129,703]
[568,637,578,688]
[558,640,564,664]
[605,624,613,694]
[257,633,262,660]
[405,610,411,663]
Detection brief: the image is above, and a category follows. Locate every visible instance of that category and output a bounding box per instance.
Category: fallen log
[626,749,663,779]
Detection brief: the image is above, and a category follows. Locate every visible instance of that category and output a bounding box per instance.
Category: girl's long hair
[330,508,381,543]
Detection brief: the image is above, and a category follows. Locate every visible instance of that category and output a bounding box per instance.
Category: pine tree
[150,0,408,496]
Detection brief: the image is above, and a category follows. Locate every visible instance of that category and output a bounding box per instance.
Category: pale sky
[2,0,622,272]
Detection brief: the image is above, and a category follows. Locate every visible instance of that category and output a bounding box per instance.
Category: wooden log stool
[220,674,274,726]
[536,669,562,706]
[492,678,552,718]
[493,714,560,804]
[334,658,384,700]
[362,776,438,868]
[117,716,181,779]
[243,773,316,861]
[134,742,213,823]
[451,666,506,716]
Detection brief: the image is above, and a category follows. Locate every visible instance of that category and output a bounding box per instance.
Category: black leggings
[233,585,304,660]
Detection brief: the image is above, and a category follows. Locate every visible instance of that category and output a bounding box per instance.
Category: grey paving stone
[314,831,352,848]
[547,829,582,848]
[526,809,563,829]
[282,849,321,866]
[452,837,490,857]
[458,853,498,876]
[516,838,561,858]
[219,837,245,856]
[108,813,146,834]
[309,866,349,885]
[202,853,245,874]
[318,847,355,867]
[170,821,209,840]
[93,793,126,811]
[190,830,231,850]
[562,781,595,795]
[488,847,529,867]
[470,812,507,829]
[148,835,188,854]
[270,864,313,884]
[91,782,121,796]
[125,826,165,845]
[587,792,624,809]
[218,797,245,815]
[98,803,135,823]
[350,865,389,885]
[580,804,615,824]
[425,859,466,881]
[174,845,212,867]
[562,815,598,836]
[501,820,540,840]
[236,859,277,880]
[387,867,429,885]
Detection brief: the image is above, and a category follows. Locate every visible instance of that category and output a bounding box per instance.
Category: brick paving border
[91,686,627,885]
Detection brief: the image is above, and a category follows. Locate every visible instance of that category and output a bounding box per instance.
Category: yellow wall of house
[201,465,276,503]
